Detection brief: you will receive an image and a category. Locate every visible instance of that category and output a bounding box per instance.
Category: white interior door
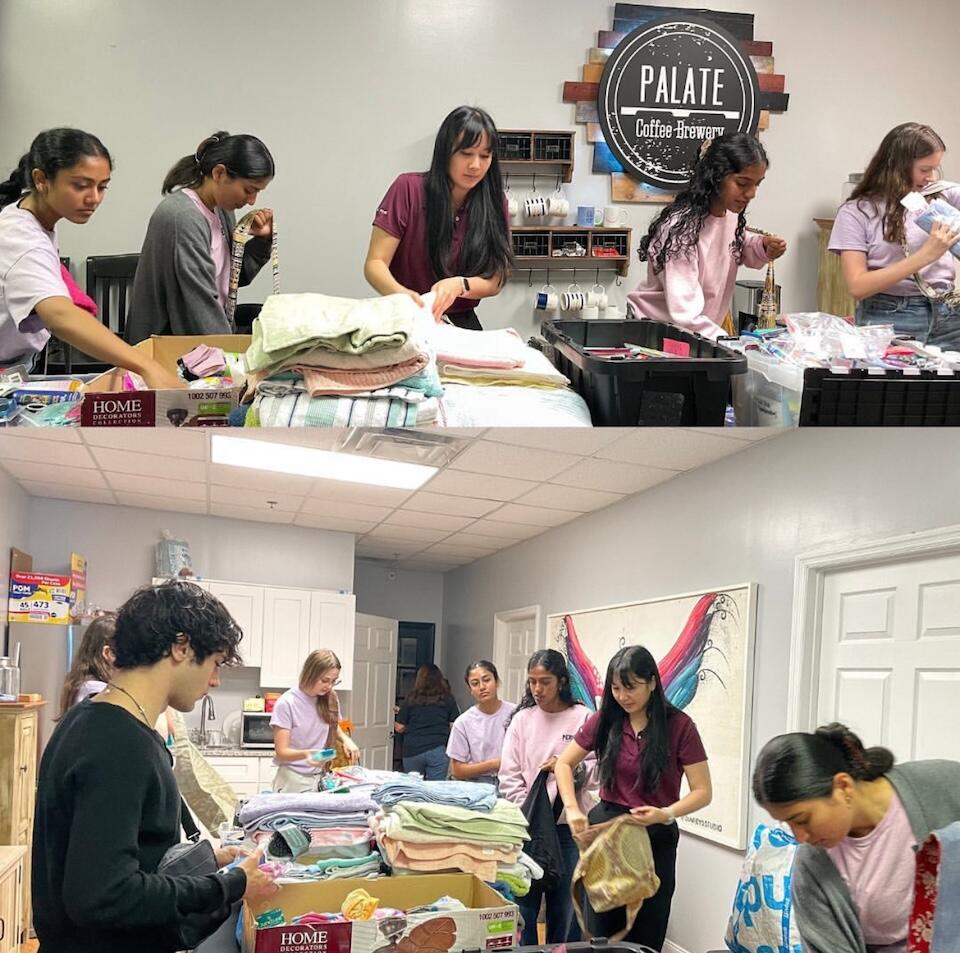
[494,607,541,706]
[350,613,397,770]
[818,551,960,760]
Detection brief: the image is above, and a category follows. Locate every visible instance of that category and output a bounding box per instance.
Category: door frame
[492,604,542,678]
[787,523,960,731]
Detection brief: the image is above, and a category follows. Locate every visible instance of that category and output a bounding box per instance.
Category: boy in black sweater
[32,580,278,953]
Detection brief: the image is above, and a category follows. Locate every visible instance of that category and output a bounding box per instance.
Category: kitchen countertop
[197,745,275,758]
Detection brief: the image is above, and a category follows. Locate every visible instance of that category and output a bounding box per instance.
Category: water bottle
[0,658,20,701]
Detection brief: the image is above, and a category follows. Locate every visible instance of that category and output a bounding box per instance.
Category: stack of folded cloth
[432,324,570,390]
[370,778,535,896]
[240,293,443,427]
[240,792,381,883]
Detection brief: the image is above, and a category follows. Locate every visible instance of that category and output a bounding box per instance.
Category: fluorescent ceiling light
[211,436,437,490]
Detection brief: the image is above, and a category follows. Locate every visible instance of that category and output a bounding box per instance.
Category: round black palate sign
[599,15,762,192]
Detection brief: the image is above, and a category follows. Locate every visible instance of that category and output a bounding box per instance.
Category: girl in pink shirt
[628,134,786,340]
[500,649,593,945]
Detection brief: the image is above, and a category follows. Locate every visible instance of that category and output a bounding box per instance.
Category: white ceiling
[0,428,778,572]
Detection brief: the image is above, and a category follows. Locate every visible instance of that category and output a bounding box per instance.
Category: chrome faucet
[199,693,216,746]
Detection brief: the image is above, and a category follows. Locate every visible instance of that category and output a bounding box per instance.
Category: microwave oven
[241,711,274,749]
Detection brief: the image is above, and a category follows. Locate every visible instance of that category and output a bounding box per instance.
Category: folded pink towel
[433,324,527,369]
[292,354,429,396]
[60,264,97,316]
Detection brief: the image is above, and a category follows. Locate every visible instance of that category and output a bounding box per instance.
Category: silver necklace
[107,682,150,726]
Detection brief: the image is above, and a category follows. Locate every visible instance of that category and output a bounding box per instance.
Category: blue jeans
[857,293,960,350]
[402,745,449,780]
[517,823,582,945]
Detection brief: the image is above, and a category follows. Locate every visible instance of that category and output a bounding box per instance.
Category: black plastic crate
[799,367,960,426]
[542,318,747,426]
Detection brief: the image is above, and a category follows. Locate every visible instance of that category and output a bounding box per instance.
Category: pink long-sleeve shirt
[627,210,770,340]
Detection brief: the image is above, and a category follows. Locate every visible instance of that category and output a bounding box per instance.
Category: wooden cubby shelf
[500,129,576,183]
[512,226,633,277]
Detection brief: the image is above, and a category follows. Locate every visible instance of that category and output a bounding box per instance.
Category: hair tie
[194,135,220,164]
[699,138,714,161]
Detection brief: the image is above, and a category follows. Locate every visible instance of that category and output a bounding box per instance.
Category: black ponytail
[162,131,275,194]
[752,722,895,805]
[0,128,111,208]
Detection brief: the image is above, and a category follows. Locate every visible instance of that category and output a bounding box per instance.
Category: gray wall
[0,468,30,654]
[3,0,959,329]
[441,430,960,952]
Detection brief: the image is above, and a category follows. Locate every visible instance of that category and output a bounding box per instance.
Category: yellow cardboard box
[80,334,250,426]
[242,873,519,953]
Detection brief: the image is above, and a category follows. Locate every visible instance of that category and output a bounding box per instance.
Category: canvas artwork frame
[547,583,757,849]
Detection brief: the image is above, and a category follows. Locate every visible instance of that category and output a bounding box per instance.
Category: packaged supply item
[155,530,193,578]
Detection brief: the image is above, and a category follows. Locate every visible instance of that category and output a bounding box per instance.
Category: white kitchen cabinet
[208,582,264,668]
[260,588,313,688]
[205,755,275,798]
[309,591,357,690]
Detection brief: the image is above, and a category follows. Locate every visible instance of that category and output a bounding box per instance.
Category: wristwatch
[662,808,676,825]
[461,277,471,294]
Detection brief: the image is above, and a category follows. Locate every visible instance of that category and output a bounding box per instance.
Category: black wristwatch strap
[461,277,471,293]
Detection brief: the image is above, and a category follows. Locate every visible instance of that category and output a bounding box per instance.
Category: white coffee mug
[582,305,600,320]
[548,189,569,218]
[604,305,624,320]
[603,206,628,227]
[507,195,519,218]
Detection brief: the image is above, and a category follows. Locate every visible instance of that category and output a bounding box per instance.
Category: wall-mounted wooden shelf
[500,129,576,183]
[512,225,632,277]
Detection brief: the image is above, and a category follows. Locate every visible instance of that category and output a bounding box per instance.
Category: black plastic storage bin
[542,319,746,426]
[799,367,960,426]
[511,942,660,953]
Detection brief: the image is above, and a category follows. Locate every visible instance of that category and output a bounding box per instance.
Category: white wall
[441,429,960,953]
[3,0,959,329]
[0,467,30,654]
[23,498,356,729]
[354,558,445,663]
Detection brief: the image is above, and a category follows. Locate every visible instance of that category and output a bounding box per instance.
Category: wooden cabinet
[0,705,41,945]
[815,218,856,318]
[208,581,264,669]
[0,847,25,953]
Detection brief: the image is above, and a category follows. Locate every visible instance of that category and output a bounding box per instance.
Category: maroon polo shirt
[574,709,707,808]
[373,172,507,314]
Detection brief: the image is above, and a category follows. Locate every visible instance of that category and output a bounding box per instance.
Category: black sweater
[32,701,246,953]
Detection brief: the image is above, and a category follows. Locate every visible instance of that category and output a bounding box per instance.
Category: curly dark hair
[638,133,769,275]
[112,580,243,669]
[507,648,580,724]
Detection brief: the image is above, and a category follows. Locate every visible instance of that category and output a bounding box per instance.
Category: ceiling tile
[354,541,426,559]
[402,561,459,572]
[0,435,95,468]
[79,429,208,459]
[402,491,501,518]
[209,463,315,495]
[19,481,116,505]
[1,460,107,488]
[306,480,413,507]
[209,483,303,512]
[514,483,624,513]
[453,533,517,549]
[293,514,378,534]
[420,469,536,501]
[550,458,676,495]
[363,525,452,543]
[692,426,781,443]
[104,472,207,500]
[0,429,81,443]
[299,498,395,521]
[113,492,208,514]
[90,446,207,482]
[482,428,625,455]
[595,430,747,470]
[383,510,475,531]
[421,543,496,559]
[491,503,582,527]
[210,503,295,524]
[450,441,581,482]
[467,519,549,540]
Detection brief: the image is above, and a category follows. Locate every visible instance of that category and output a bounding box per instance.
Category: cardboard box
[242,874,519,953]
[80,334,250,427]
[8,571,71,623]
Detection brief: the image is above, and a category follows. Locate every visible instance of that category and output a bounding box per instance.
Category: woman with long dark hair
[753,723,960,953]
[0,128,180,385]
[500,649,593,945]
[364,105,513,329]
[830,123,960,348]
[394,663,460,779]
[57,614,116,720]
[126,131,275,343]
[628,133,786,339]
[446,659,516,785]
[555,645,711,952]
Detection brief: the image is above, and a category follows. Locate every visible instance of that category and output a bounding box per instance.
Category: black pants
[446,309,482,330]
[584,800,679,952]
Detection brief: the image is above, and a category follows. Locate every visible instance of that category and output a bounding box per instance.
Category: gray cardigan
[792,760,960,953]
[125,190,271,344]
